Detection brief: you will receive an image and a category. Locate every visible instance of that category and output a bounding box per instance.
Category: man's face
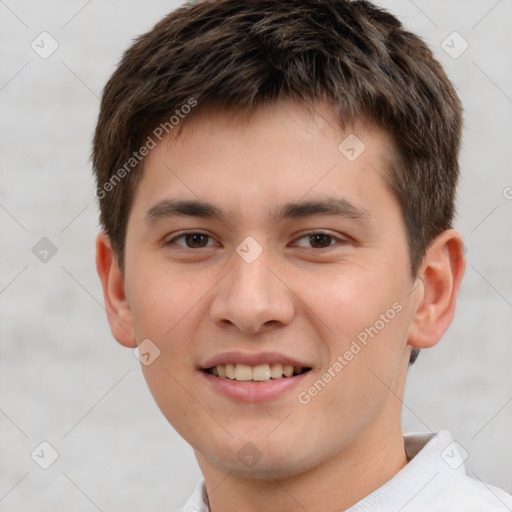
[122,101,419,478]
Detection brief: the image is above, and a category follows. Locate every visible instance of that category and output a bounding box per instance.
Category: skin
[96,100,465,512]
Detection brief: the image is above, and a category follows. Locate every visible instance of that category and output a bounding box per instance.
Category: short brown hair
[93,0,462,279]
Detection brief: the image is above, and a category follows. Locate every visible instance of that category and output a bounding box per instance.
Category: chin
[202,441,318,481]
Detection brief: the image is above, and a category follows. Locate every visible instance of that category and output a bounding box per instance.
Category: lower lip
[201,370,310,402]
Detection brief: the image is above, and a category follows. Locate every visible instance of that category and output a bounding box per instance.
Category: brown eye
[184,233,209,248]
[293,231,347,250]
[168,232,216,248]
[308,233,333,248]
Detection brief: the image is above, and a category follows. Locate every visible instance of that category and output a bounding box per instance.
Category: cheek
[293,265,413,398]
[133,289,203,443]
[140,360,202,449]
[127,261,206,339]
[292,266,404,347]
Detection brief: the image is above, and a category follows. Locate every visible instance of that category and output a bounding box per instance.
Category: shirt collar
[179,431,465,512]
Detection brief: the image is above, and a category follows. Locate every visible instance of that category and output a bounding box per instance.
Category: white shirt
[178,430,512,511]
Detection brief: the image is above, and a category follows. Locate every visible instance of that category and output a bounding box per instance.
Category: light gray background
[1,1,511,511]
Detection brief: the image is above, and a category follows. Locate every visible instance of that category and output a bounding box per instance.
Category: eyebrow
[279,198,373,222]
[144,197,374,225]
[145,199,224,223]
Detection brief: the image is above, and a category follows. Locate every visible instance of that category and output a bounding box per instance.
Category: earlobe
[408,230,466,350]
[95,232,137,348]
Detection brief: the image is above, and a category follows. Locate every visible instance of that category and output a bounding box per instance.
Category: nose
[209,247,295,334]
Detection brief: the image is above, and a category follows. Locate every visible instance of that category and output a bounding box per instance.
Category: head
[94,0,465,483]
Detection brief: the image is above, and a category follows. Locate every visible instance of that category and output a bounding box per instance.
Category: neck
[197,421,408,512]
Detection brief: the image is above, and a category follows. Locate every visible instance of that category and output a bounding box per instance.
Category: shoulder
[349,431,512,512]
[430,473,512,512]
[405,431,512,512]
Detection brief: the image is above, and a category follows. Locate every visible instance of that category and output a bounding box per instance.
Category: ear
[408,229,466,349]
[95,232,137,348]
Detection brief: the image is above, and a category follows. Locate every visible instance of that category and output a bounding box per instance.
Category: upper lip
[200,351,312,370]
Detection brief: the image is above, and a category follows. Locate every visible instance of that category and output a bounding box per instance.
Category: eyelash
[165,231,348,250]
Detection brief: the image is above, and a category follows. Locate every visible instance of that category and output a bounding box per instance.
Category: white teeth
[270,363,283,378]
[209,363,306,381]
[226,363,236,379]
[252,364,271,381]
[283,364,294,377]
[234,364,252,381]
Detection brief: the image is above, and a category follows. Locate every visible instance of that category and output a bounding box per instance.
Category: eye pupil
[309,234,331,248]
[186,234,208,248]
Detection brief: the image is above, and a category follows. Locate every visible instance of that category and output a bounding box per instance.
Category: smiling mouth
[204,363,311,382]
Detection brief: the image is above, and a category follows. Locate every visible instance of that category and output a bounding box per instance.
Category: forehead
[131,100,398,226]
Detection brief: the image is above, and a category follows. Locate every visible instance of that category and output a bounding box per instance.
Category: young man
[93,0,512,510]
